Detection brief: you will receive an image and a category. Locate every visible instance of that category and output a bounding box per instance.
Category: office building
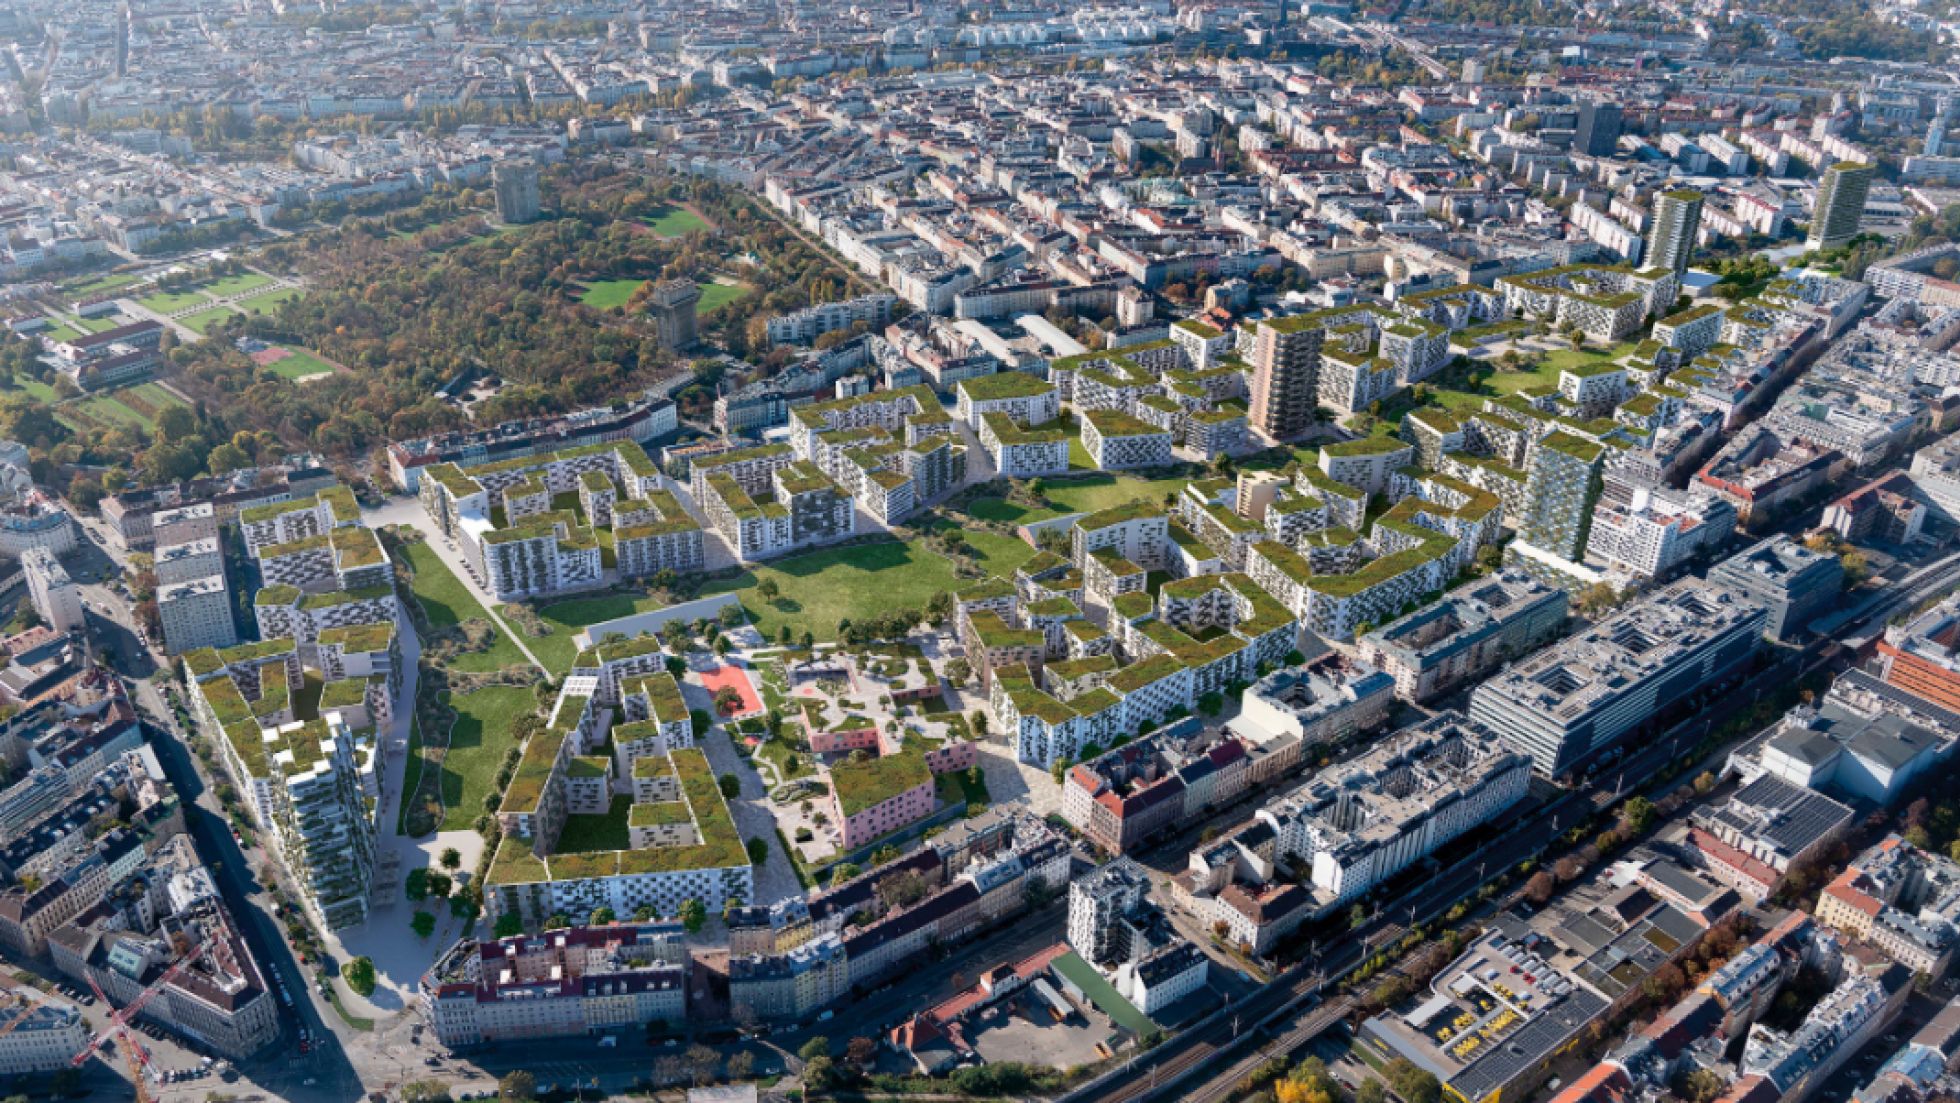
[157,575,237,655]
[1646,190,1704,278]
[21,548,83,634]
[1807,162,1877,251]
[1469,580,1766,777]
[1707,536,1845,643]
[492,161,541,224]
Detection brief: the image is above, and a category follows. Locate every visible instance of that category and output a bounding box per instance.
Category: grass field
[700,538,985,641]
[62,383,189,434]
[433,685,536,832]
[62,273,140,298]
[506,591,658,674]
[181,306,239,335]
[205,272,273,298]
[556,795,634,853]
[39,322,82,343]
[696,282,747,315]
[137,287,213,313]
[10,377,60,403]
[579,279,647,309]
[396,540,533,673]
[642,206,710,237]
[961,471,1187,525]
[263,348,338,380]
[235,287,302,314]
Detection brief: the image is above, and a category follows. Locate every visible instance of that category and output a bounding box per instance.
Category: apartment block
[1357,571,1569,702]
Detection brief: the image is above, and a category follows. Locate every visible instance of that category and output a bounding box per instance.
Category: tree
[686,1043,721,1085]
[799,1035,831,1062]
[803,1055,836,1089]
[1385,1057,1440,1103]
[1356,1081,1386,1103]
[727,1051,756,1080]
[406,867,429,900]
[679,897,708,933]
[1524,870,1556,905]
[343,956,377,997]
[634,904,659,921]
[1677,1068,1726,1103]
[747,836,769,864]
[714,686,743,715]
[719,772,742,799]
[1619,795,1658,836]
[412,911,437,938]
[494,911,524,938]
[831,862,861,882]
[590,906,616,926]
[498,1070,537,1101]
[846,1035,879,1067]
[426,872,453,899]
[440,847,462,870]
[401,1081,453,1103]
[757,578,781,603]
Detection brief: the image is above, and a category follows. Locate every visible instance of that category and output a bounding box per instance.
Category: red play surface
[699,664,762,717]
[250,347,291,366]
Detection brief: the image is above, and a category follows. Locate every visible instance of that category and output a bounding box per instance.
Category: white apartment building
[21,548,84,634]
[158,575,237,655]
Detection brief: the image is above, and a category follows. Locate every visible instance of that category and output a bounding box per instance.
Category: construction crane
[69,936,213,1103]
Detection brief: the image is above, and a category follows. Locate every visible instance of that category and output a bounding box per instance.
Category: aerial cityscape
[0,1,1957,1102]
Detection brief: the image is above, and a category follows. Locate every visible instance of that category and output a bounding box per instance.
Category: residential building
[1648,190,1704,277]
[1517,432,1606,564]
[421,921,688,1047]
[157,575,237,655]
[1816,835,1960,977]
[0,994,87,1074]
[21,548,83,634]
[1808,162,1877,251]
[1357,572,1569,702]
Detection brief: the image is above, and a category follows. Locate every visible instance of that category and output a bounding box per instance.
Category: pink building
[924,741,978,774]
[805,721,880,755]
[830,775,937,850]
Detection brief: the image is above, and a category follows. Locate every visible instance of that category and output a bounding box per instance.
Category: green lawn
[961,471,1188,525]
[579,279,647,309]
[396,540,533,673]
[434,685,537,831]
[556,795,634,853]
[181,306,239,335]
[10,376,59,403]
[642,206,710,237]
[59,384,191,434]
[62,273,140,298]
[264,348,338,380]
[235,287,302,315]
[137,287,213,313]
[205,272,273,298]
[38,322,82,343]
[696,282,748,315]
[513,526,1042,656]
[699,537,989,641]
[504,591,662,675]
